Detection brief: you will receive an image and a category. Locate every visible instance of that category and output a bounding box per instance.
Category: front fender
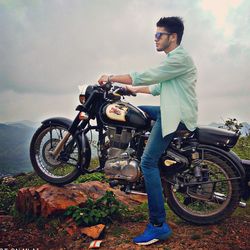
[41,117,91,172]
[42,117,73,129]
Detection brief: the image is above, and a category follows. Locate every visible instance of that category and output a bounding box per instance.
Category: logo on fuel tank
[106,104,128,122]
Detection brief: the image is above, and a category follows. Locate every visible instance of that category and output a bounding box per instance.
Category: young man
[98,16,198,246]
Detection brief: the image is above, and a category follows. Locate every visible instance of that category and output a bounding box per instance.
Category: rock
[16,181,146,218]
[80,224,105,239]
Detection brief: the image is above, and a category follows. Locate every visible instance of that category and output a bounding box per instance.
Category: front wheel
[30,123,89,185]
[163,150,241,225]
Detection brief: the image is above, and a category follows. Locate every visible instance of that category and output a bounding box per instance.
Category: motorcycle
[30,82,250,225]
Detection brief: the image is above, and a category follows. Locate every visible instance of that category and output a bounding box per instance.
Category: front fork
[50,132,71,158]
[49,112,87,159]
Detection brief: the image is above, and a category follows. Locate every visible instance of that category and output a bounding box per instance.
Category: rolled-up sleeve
[130,52,189,86]
[149,83,161,96]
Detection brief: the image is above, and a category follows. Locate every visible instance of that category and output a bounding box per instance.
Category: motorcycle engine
[104,127,141,182]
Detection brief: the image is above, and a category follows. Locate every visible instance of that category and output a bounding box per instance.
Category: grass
[110,224,130,237]
[232,198,250,217]
[122,202,149,222]
[232,135,250,160]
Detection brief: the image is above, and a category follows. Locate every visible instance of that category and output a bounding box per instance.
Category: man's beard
[156,40,171,52]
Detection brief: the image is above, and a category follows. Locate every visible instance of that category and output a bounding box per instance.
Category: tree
[222,118,243,133]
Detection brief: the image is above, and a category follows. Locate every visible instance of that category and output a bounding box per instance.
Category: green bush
[0,185,17,213]
[15,173,46,188]
[65,191,128,226]
[233,135,250,160]
[75,172,106,183]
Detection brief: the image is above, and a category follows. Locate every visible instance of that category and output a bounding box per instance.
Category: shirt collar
[167,45,182,57]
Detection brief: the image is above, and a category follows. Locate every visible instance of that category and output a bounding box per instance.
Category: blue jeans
[139,105,186,224]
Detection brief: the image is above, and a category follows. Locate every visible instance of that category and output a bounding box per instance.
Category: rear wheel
[164,150,241,225]
[30,123,88,185]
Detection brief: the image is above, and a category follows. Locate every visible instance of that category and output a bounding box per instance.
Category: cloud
[200,0,243,37]
[0,0,249,124]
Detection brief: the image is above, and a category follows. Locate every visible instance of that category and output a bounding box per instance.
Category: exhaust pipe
[126,190,148,196]
[213,192,246,208]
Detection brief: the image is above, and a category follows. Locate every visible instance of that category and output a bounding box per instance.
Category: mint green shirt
[130,46,198,137]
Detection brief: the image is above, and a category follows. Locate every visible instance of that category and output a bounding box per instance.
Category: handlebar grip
[100,82,112,91]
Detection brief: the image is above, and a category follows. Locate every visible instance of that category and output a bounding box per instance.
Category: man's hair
[157,17,184,45]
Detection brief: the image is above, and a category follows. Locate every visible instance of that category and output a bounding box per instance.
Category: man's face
[154,27,172,52]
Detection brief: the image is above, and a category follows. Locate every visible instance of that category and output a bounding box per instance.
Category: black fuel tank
[100,102,150,129]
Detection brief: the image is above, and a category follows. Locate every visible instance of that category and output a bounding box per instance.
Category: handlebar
[113,86,137,97]
[100,81,112,91]
[100,82,137,97]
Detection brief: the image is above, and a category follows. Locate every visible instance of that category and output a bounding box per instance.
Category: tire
[164,150,241,225]
[30,123,89,186]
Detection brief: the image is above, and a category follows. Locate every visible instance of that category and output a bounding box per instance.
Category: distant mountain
[241,122,250,136]
[6,120,41,128]
[0,122,36,176]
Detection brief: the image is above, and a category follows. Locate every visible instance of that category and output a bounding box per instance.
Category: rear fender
[41,117,91,172]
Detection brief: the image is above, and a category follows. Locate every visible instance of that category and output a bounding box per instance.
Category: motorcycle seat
[196,126,240,149]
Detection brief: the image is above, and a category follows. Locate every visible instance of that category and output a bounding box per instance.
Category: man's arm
[98,74,151,94]
[98,74,132,85]
[126,85,151,94]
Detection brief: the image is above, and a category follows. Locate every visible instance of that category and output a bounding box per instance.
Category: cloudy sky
[0,0,250,125]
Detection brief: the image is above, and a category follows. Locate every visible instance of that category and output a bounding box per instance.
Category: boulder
[16,181,147,218]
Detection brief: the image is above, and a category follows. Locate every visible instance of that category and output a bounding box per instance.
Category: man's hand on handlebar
[98,74,137,96]
[98,75,109,85]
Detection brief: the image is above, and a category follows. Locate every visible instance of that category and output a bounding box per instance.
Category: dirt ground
[0,213,249,250]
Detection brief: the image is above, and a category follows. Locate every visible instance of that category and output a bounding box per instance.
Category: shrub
[233,135,250,160]
[0,185,17,213]
[75,172,106,183]
[65,191,128,226]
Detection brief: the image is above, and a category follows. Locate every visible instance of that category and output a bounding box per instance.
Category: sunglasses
[155,32,172,40]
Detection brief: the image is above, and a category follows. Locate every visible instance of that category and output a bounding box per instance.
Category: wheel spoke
[33,125,80,179]
[166,150,235,218]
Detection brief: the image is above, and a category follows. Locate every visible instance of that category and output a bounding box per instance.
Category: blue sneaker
[133,223,172,246]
